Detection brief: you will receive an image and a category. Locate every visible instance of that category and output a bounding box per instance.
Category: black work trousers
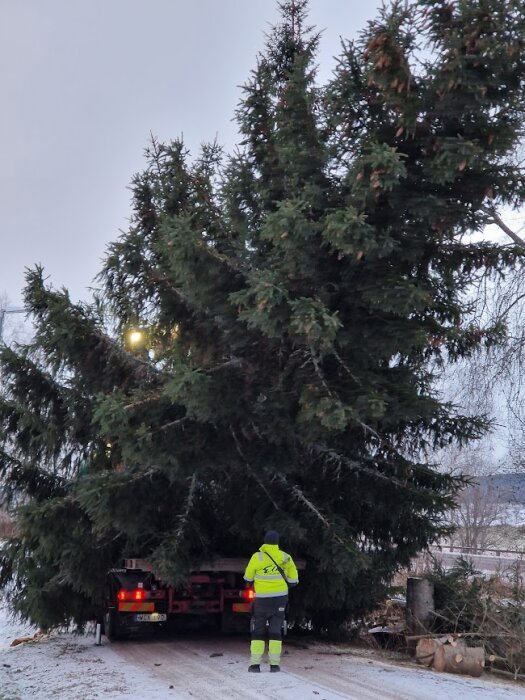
[251,594,288,641]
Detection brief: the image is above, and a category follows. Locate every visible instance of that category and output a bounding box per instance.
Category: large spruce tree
[1,0,525,632]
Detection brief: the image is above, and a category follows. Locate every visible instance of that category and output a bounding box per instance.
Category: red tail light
[118,588,146,601]
[242,587,255,601]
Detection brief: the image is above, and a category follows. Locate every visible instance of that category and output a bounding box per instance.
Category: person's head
[264,530,280,545]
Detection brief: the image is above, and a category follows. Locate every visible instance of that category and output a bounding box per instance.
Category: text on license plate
[135,613,167,622]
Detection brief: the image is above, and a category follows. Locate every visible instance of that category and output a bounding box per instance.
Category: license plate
[135,613,167,622]
[232,603,251,613]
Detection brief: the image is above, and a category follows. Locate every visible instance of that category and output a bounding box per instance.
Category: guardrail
[430,544,525,559]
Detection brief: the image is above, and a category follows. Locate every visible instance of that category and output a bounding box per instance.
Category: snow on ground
[1,602,525,700]
[0,604,172,700]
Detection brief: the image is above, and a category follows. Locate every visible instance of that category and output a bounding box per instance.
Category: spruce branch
[123,391,163,411]
[83,467,159,495]
[359,421,398,453]
[206,357,245,373]
[308,345,333,395]
[173,472,198,543]
[332,347,363,386]
[194,236,247,273]
[308,442,445,498]
[230,425,281,510]
[276,473,345,546]
[153,417,188,433]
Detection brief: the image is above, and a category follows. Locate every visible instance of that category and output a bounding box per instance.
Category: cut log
[415,638,439,667]
[433,644,485,677]
[10,636,35,647]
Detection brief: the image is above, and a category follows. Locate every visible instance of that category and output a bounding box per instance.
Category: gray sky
[0,0,380,310]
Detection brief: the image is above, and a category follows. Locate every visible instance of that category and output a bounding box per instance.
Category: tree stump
[406,577,435,653]
[433,643,485,677]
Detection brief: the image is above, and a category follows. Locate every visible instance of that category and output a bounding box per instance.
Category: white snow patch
[0,603,177,699]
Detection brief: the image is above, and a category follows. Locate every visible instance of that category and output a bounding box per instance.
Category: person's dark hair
[264,530,280,545]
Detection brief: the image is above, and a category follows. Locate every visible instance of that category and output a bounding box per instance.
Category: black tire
[104,609,126,641]
[220,608,236,635]
[221,608,250,635]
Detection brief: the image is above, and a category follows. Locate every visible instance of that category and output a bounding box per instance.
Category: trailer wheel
[221,608,249,635]
[220,608,236,635]
[104,609,126,641]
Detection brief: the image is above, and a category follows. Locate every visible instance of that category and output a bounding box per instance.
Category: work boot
[248,664,260,673]
[270,665,280,672]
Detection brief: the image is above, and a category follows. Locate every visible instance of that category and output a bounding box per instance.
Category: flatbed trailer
[104,557,254,640]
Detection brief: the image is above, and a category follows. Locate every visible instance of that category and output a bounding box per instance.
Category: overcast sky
[0,0,380,311]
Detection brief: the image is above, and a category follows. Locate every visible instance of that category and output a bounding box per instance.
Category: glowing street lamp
[127,329,145,347]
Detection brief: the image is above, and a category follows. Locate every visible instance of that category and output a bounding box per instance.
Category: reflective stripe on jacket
[243,543,299,598]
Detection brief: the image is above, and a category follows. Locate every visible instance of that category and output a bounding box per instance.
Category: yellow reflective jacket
[243,544,299,598]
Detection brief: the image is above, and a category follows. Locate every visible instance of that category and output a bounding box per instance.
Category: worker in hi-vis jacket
[243,530,299,672]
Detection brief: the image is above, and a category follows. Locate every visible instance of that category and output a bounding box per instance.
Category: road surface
[2,603,524,700]
[104,633,524,700]
[428,546,525,576]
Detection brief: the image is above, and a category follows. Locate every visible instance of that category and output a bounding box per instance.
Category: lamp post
[0,307,26,343]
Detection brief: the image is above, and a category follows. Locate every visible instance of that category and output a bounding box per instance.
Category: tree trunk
[433,644,485,677]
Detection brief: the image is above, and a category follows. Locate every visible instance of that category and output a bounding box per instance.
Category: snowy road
[1,606,525,699]
[106,635,525,700]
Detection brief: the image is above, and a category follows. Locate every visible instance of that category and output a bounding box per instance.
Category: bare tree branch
[482,206,525,249]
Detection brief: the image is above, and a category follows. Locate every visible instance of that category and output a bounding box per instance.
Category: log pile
[413,635,485,677]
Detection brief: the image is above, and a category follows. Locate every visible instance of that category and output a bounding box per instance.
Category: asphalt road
[429,548,525,575]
